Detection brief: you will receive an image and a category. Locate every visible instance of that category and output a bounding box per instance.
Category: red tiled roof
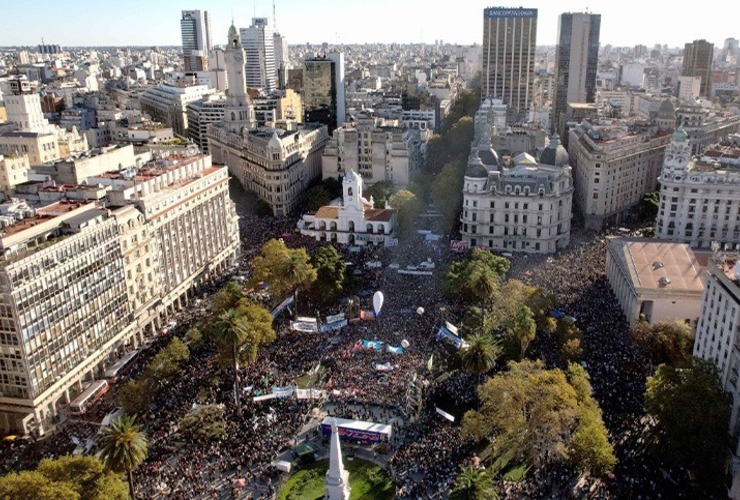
[364,208,394,222]
[314,206,339,219]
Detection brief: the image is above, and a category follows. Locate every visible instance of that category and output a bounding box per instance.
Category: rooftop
[608,237,705,293]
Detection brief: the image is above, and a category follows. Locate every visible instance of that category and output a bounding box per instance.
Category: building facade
[552,12,600,139]
[0,152,239,436]
[568,119,671,230]
[207,26,328,217]
[181,10,212,71]
[139,83,215,137]
[460,103,573,254]
[240,18,276,92]
[321,117,422,189]
[186,95,227,153]
[656,129,740,249]
[303,53,345,132]
[482,7,538,123]
[682,39,714,97]
[606,237,705,325]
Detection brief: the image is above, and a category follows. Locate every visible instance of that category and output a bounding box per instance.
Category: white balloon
[373,291,385,315]
[401,339,410,349]
[416,307,425,315]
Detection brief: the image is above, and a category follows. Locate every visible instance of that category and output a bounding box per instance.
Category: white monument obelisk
[324,417,351,500]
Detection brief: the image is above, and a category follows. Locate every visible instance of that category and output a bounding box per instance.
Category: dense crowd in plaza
[0,186,674,500]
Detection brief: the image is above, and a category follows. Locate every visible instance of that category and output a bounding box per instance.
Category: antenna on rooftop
[273,0,278,30]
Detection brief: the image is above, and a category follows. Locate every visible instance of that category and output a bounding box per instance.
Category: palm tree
[460,333,501,382]
[281,248,317,316]
[451,463,498,500]
[98,414,148,500]
[216,308,251,417]
[465,263,499,331]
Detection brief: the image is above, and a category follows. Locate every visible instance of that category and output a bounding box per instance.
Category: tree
[388,189,423,235]
[450,463,498,500]
[629,320,693,367]
[184,327,203,351]
[424,134,448,174]
[462,360,581,469]
[565,364,616,476]
[308,245,347,304]
[507,305,536,360]
[365,180,395,208]
[116,378,152,416]
[430,159,465,231]
[465,263,500,330]
[210,281,244,319]
[215,308,251,417]
[645,359,730,486]
[460,334,501,382]
[442,249,508,303]
[251,239,317,301]
[304,185,331,212]
[179,404,227,441]
[97,415,148,500]
[213,302,275,416]
[143,337,189,382]
[0,456,128,500]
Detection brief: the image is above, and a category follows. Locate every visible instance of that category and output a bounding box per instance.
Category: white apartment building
[186,95,227,153]
[0,152,239,436]
[321,117,422,189]
[240,18,276,92]
[656,129,740,249]
[569,119,671,230]
[139,83,215,136]
[0,155,30,195]
[606,237,705,325]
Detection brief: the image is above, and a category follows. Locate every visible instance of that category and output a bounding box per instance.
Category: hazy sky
[2,0,737,48]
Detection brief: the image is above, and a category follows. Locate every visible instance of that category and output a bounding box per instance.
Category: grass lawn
[278,458,394,500]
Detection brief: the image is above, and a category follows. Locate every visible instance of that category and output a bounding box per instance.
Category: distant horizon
[1,0,736,49]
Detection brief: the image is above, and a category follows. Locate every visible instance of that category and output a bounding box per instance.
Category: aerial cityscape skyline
[1,1,740,498]
[1,0,737,48]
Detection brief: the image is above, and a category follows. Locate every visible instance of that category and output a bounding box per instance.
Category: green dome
[672,127,688,142]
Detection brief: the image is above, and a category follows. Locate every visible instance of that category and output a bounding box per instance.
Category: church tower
[223,23,256,132]
[342,170,364,212]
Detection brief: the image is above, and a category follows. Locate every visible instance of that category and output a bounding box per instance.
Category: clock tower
[663,127,691,174]
[223,24,256,132]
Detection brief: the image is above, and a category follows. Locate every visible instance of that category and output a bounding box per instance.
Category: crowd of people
[1,182,677,499]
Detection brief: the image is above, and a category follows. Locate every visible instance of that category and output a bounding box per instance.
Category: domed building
[460,123,574,254]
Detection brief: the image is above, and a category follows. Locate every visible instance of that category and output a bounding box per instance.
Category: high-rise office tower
[682,39,714,97]
[240,18,276,91]
[552,12,600,137]
[274,32,290,89]
[181,10,212,71]
[482,7,538,123]
[303,52,345,132]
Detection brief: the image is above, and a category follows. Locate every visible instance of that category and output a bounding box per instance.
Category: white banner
[325,313,345,324]
[435,407,455,422]
[295,388,327,399]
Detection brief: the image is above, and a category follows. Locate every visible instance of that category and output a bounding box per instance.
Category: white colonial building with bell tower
[222,23,256,132]
[297,170,396,246]
[655,127,740,249]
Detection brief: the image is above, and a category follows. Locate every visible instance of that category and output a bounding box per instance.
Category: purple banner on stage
[320,424,384,443]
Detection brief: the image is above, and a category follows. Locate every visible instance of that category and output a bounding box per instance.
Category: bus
[104,350,139,382]
[70,380,109,415]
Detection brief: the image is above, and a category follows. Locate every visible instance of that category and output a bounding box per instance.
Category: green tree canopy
[629,320,693,367]
[450,463,498,500]
[179,404,227,441]
[430,159,466,231]
[460,334,501,381]
[462,360,615,476]
[251,239,317,300]
[304,185,332,212]
[0,456,128,500]
[210,281,244,319]
[365,180,395,208]
[308,245,347,304]
[645,358,730,487]
[388,189,423,235]
[442,248,509,303]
